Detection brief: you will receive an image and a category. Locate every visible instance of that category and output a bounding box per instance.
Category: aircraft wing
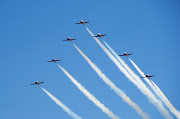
[101,34,107,36]
[127,53,133,55]
[47,61,54,62]
[71,39,76,40]
[39,82,44,84]
[119,55,125,56]
[55,60,61,61]
[150,75,155,77]
[62,40,69,41]
[75,23,82,24]
[30,83,35,85]
[84,22,89,23]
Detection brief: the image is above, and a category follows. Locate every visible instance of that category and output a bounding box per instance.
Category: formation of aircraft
[119,52,133,57]
[62,37,76,42]
[93,33,107,38]
[141,74,155,78]
[75,20,89,25]
[31,20,156,86]
[30,81,44,85]
[47,58,61,63]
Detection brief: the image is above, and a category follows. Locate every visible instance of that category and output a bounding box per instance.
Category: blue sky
[0,0,180,119]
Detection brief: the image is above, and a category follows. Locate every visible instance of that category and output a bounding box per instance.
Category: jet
[75,20,89,25]
[62,37,76,42]
[47,58,61,63]
[141,74,155,78]
[119,52,133,57]
[30,81,44,85]
[93,33,107,38]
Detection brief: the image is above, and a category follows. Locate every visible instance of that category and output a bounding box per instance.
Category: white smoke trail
[151,81,180,119]
[128,58,180,118]
[103,41,146,88]
[103,41,169,112]
[128,58,161,95]
[128,58,168,101]
[103,41,177,119]
[73,44,150,119]
[41,87,82,119]
[85,27,138,86]
[128,58,178,118]
[57,64,120,119]
[86,27,173,119]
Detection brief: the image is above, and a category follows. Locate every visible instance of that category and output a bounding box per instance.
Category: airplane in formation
[75,20,89,25]
[93,33,107,38]
[141,74,155,78]
[30,81,44,85]
[62,37,76,42]
[47,58,61,63]
[119,52,133,57]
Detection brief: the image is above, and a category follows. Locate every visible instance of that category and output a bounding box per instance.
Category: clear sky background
[0,0,180,119]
